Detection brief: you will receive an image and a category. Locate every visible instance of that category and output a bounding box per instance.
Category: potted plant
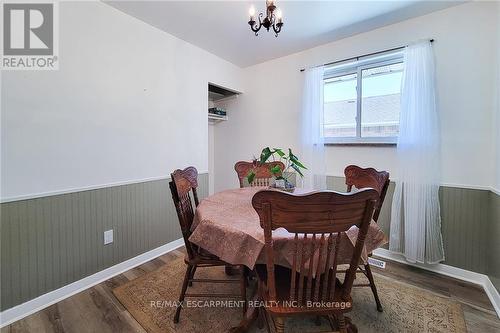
[247,147,307,192]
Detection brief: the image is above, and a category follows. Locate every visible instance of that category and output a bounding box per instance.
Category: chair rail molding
[491,187,500,196]
[0,171,210,203]
[325,173,497,193]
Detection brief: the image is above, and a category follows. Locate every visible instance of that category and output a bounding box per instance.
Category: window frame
[323,53,404,145]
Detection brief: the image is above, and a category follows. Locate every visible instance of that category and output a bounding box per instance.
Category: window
[323,51,403,144]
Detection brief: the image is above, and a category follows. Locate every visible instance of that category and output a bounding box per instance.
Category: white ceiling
[106,1,462,67]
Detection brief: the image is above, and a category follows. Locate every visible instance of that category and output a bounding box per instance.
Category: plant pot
[274,179,286,188]
[272,179,295,193]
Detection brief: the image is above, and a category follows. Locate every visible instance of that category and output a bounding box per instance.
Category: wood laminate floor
[2,248,499,333]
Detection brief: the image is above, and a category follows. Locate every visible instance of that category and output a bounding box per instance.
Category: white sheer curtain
[389,41,445,264]
[301,66,327,190]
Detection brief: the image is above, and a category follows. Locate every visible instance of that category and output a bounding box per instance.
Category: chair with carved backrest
[344,165,390,312]
[252,188,379,333]
[169,166,247,323]
[234,161,285,188]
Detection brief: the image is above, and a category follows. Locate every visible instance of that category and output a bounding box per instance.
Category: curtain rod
[299,39,434,72]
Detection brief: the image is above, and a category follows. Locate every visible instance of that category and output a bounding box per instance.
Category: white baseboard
[0,238,184,328]
[483,277,500,318]
[373,248,500,318]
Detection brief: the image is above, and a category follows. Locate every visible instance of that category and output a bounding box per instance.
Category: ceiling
[106,1,462,67]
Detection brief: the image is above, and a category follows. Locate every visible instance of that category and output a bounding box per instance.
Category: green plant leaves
[288,148,307,170]
[291,158,307,170]
[270,165,282,175]
[273,148,285,158]
[259,147,273,164]
[250,147,308,182]
[247,170,256,184]
[291,163,304,177]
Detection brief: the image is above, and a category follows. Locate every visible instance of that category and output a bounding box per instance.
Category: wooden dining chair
[234,161,285,188]
[344,165,390,312]
[252,188,379,333]
[169,166,247,323]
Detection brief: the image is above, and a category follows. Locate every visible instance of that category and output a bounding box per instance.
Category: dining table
[188,186,388,332]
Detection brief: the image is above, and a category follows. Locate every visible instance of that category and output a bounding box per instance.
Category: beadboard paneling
[440,186,491,273]
[327,176,495,275]
[0,173,208,311]
[489,191,500,292]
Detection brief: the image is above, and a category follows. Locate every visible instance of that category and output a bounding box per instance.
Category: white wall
[208,123,215,194]
[0,1,243,200]
[496,2,500,192]
[2,2,497,198]
[214,2,499,192]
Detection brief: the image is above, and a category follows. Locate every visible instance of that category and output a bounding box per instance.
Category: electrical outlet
[368,257,386,269]
[104,230,113,245]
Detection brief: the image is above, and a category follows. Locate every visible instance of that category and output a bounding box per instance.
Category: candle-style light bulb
[249,5,255,20]
[276,8,282,23]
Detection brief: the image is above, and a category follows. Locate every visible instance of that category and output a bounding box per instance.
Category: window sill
[323,136,398,146]
[325,142,397,147]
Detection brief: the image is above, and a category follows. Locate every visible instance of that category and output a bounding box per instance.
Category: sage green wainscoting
[440,186,491,274]
[326,176,498,281]
[0,173,208,311]
[489,191,500,292]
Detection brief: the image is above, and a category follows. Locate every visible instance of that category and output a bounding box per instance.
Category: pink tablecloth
[189,187,387,269]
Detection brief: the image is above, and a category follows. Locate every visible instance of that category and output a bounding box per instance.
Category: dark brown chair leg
[275,317,284,333]
[263,309,271,333]
[257,307,265,329]
[364,263,383,312]
[338,314,347,333]
[327,314,338,331]
[244,266,253,283]
[240,266,247,315]
[174,264,192,323]
[188,265,197,286]
[345,316,358,333]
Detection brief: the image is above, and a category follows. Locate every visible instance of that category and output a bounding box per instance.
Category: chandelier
[248,0,283,37]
